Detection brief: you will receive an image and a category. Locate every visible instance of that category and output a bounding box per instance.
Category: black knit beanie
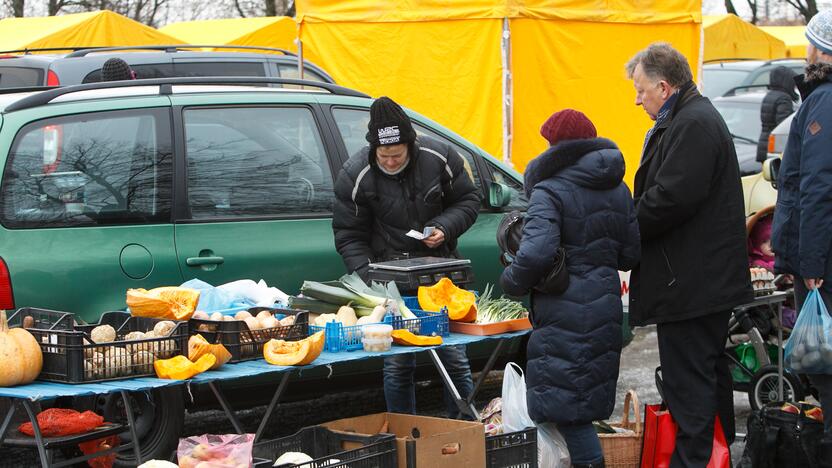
[365,96,417,146]
[101,58,134,82]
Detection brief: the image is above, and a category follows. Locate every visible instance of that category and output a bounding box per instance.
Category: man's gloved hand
[422,228,445,249]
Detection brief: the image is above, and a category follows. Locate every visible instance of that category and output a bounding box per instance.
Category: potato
[256,310,273,321]
[259,315,279,330]
[210,312,224,322]
[244,316,260,331]
[192,310,209,320]
[153,321,176,337]
[234,311,252,321]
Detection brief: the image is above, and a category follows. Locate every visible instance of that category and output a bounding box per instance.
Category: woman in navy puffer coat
[500,110,640,468]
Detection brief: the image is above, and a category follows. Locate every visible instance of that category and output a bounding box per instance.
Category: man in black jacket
[332,96,481,418]
[626,43,753,467]
[756,66,798,162]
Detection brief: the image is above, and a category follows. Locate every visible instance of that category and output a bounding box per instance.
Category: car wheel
[74,386,184,466]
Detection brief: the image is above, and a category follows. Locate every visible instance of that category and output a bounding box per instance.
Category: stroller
[726,205,815,410]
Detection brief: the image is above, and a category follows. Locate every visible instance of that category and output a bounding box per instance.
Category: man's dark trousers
[657,310,735,467]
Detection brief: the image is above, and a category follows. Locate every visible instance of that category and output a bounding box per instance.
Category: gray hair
[626,42,693,88]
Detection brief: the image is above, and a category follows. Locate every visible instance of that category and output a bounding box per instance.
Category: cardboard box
[322,412,485,468]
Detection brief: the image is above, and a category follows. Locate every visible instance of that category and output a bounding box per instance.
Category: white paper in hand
[406,226,436,240]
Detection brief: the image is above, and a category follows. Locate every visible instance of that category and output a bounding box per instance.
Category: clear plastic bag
[177,433,254,468]
[785,289,832,374]
[501,362,571,468]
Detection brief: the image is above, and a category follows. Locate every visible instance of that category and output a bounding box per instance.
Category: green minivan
[0,78,528,463]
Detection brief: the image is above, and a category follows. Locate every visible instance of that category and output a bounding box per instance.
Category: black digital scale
[366,257,475,294]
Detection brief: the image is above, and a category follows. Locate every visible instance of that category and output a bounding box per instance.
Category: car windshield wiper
[731,133,757,145]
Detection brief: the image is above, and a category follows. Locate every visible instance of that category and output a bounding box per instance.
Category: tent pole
[297,38,304,80]
[501,17,512,165]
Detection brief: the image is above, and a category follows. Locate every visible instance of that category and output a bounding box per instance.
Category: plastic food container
[362,323,393,340]
[362,337,393,352]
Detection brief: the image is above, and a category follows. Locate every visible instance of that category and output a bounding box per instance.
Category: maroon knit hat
[540,109,597,146]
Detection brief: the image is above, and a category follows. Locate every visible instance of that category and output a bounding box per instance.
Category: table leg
[254,372,292,443]
[467,339,506,407]
[21,399,50,468]
[0,400,15,446]
[120,390,142,465]
[428,349,479,420]
[208,382,244,435]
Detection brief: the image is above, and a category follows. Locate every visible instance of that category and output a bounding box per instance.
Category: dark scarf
[640,90,679,160]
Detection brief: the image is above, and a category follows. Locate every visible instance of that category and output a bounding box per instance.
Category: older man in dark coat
[626,43,753,467]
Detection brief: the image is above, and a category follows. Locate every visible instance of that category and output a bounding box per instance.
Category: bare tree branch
[725,0,738,15]
[782,0,819,23]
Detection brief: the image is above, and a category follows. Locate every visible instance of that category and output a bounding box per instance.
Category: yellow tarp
[703,14,786,61]
[159,17,297,53]
[297,0,702,184]
[0,10,181,52]
[760,26,808,58]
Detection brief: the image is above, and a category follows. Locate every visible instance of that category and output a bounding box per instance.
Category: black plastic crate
[486,427,538,468]
[189,307,309,362]
[253,426,397,468]
[9,308,188,383]
[6,307,76,331]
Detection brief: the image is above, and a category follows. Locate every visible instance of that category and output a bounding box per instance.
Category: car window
[276,64,328,87]
[183,106,333,219]
[488,163,528,211]
[712,99,764,142]
[1,108,172,228]
[83,62,266,83]
[0,66,44,88]
[330,107,481,192]
[702,69,750,98]
[750,70,771,87]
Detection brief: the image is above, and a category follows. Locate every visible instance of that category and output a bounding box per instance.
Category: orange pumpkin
[154,354,216,380]
[391,329,442,346]
[0,310,43,386]
[188,334,232,370]
[263,331,325,366]
[417,278,477,322]
[126,287,200,321]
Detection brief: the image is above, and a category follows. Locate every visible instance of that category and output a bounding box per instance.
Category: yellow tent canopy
[159,17,297,53]
[760,26,808,58]
[0,10,181,52]
[297,0,702,183]
[703,14,786,61]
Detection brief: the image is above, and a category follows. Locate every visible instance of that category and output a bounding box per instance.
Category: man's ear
[659,80,672,99]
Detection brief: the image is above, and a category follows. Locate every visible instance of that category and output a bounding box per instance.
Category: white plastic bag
[502,362,570,468]
[217,279,289,307]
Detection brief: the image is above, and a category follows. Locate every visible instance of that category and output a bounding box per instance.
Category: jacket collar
[523,138,619,197]
[637,81,699,170]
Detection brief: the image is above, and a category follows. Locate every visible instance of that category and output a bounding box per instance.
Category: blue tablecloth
[0,330,530,401]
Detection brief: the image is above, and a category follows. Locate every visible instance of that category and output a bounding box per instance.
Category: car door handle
[186,256,225,266]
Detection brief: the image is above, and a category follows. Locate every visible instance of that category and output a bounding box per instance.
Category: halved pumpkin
[154,354,216,380]
[417,278,477,322]
[391,329,442,347]
[127,287,200,321]
[263,331,325,366]
[188,334,232,370]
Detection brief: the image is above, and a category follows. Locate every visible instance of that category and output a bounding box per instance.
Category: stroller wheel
[748,365,805,411]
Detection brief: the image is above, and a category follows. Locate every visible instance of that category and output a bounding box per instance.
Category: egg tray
[8,308,188,383]
[188,307,309,363]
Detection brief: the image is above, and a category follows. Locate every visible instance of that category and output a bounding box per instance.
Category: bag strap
[622,389,642,434]
[654,366,666,403]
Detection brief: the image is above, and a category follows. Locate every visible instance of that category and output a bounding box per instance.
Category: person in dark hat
[332,96,480,418]
[101,58,136,82]
[500,109,640,468]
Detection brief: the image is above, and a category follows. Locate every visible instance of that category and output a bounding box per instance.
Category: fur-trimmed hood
[523,137,624,197]
[797,62,832,100]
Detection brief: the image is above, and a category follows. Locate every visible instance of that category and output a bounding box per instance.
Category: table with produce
[0,273,532,468]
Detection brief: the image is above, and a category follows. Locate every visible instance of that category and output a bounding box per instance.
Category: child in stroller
[726,205,811,410]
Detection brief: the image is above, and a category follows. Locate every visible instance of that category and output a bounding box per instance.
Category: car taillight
[42,124,62,173]
[46,70,60,86]
[0,257,15,310]
[768,134,776,153]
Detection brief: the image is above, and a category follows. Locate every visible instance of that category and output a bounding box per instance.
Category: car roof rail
[722,84,769,96]
[64,45,297,58]
[4,76,370,113]
[762,57,805,66]
[0,46,101,55]
[703,58,759,65]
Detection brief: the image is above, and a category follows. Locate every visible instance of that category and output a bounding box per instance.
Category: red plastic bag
[18,408,104,437]
[640,403,730,468]
[79,435,119,468]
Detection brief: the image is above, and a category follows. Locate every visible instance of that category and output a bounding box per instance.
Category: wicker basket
[599,389,643,468]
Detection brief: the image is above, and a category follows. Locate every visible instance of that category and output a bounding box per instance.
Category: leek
[475,284,528,324]
[338,272,416,319]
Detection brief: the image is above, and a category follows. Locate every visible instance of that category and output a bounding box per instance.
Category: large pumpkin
[188,334,232,370]
[263,331,324,366]
[0,310,43,386]
[418,278,477,322]
[126,287,200,321]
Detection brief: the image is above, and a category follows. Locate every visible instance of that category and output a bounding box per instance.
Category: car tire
[74,386,185,466]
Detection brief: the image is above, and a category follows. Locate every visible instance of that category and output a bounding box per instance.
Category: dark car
[0,45,334,88]
[702,58,804,98]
